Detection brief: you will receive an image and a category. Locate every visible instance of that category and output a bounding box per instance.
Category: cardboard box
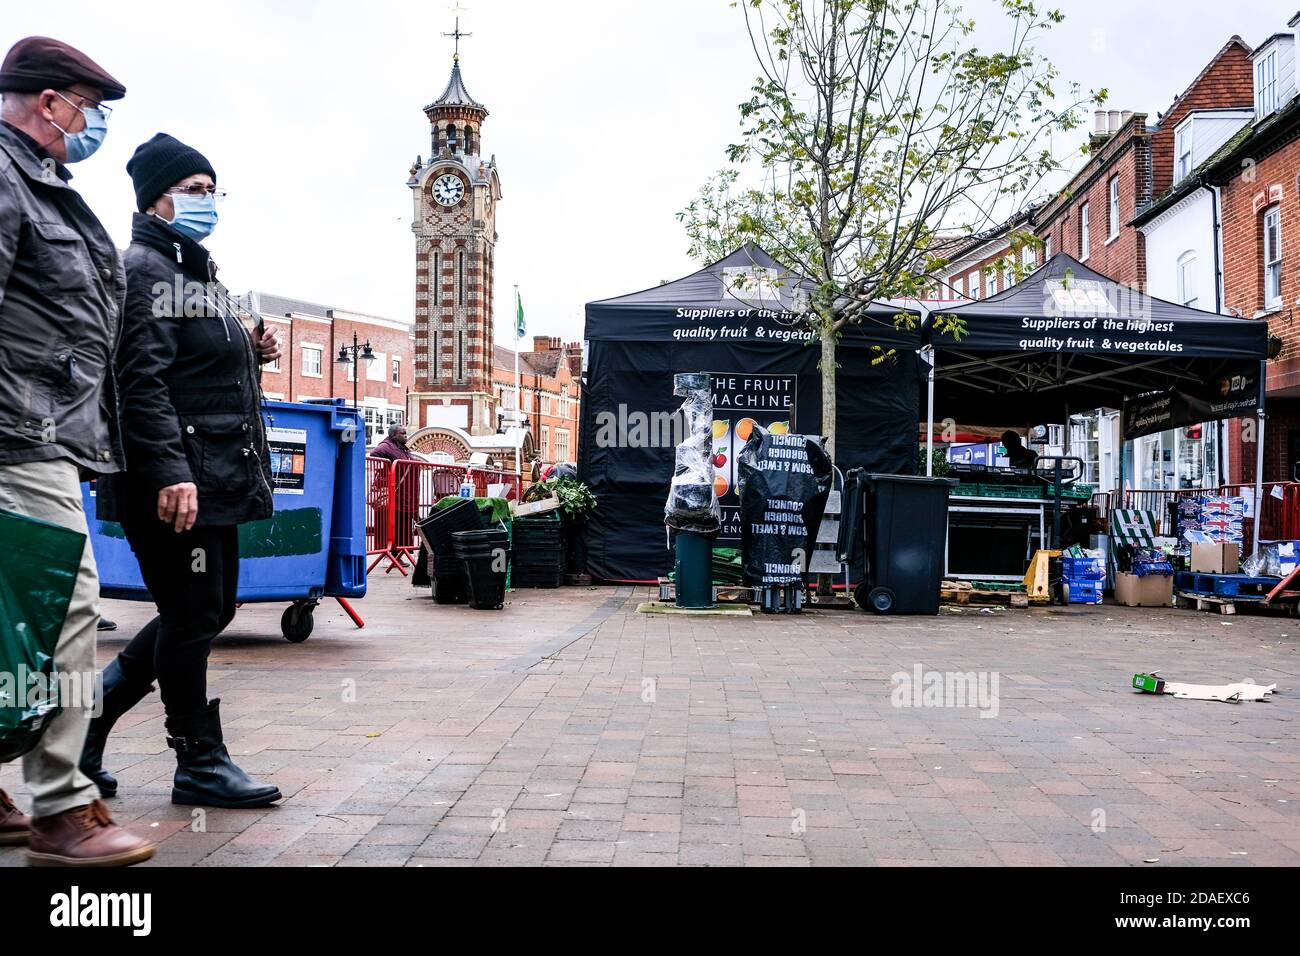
[1114,572,1174,608]
[1190,542,1239,574]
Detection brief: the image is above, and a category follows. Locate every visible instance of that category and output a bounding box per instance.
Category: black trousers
[115,518,239,716]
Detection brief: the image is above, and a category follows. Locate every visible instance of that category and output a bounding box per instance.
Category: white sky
[2,1,1288,343]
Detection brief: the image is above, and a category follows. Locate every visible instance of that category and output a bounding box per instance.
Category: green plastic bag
[0,508,86,763]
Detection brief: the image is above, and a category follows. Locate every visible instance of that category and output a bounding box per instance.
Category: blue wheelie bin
[83,399,366,642]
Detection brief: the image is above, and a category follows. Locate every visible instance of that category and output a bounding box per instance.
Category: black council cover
[737,430,833,587]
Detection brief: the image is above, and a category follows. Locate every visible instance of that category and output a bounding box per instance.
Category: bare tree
[680,0,1103,456]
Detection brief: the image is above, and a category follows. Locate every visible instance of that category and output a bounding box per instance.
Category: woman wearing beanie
[83,133,281,809]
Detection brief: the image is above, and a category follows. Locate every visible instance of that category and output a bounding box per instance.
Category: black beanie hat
[126,133,216,213]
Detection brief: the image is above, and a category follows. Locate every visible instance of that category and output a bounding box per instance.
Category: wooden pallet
[1174,590,1263,615]
[941,586,1029,608]
[657,577,750,604]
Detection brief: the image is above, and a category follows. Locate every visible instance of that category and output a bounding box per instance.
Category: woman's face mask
[166,191,219,242]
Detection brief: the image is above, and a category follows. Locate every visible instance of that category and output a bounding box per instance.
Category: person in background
[371,424,421,550]
[81,134,282,810]
[371,423,416,463]
[0,36,154,866]
[1001,430,1038,471]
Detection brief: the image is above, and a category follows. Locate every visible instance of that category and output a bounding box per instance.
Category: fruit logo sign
[709,374,797,541]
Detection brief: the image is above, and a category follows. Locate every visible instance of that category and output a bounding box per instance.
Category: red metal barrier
[366,457,397,574]
[368,459,522,575]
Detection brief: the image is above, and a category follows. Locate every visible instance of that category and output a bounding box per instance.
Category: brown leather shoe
[0,789,30,846]
[26,800,155,867]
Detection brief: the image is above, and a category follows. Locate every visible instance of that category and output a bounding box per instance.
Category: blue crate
[1173,571,1273,600]
[1062,557,1106,581]
[1067,580,1104,605]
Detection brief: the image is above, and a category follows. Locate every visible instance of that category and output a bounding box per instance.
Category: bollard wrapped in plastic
[664,372,721,535]
[0,509,86,762]
[736,427,833,587]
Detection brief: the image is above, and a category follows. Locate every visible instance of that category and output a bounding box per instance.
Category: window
[263,354,280,373]
[540,425,550,461]
[556,429,570,463]
[984,269,997,299]
[456,249,467,306]
[967,271,979,299]
[1256,49,1278,117]
[366,350,387,383]
[433,330,441,381]
[1022,245,1036,272]
[1107,177,1120,241]
[1175,124,1193,183]
[1044,235,1052,259]
[362,406,382,445]
[302,346,322,377]
[1080,203,1091,259]
[1264,205,1282,309]
[952,276,964,297]
[391,357,401,386]
[455,329,466,381]
[1068,415,1101,486]
[1177,252,1198,308]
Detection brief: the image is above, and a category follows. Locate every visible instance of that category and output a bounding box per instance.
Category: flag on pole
[515,288,526,339]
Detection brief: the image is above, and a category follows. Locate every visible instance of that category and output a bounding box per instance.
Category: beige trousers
[0,458,101,817]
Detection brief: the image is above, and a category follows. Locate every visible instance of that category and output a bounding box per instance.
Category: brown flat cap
[0,36,125,101]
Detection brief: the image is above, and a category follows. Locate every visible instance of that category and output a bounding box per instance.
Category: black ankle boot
[166,700,281,809]
[79,658,155,798]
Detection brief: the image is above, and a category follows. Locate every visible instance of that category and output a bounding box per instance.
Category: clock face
[432,173,465,206]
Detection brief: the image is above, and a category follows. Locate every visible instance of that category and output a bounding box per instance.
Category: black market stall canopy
[924,252,1269,434]
[580,244,925,582]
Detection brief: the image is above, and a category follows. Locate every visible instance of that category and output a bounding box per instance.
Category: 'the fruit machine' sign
[710,374,797,541]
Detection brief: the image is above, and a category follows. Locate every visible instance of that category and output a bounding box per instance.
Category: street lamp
[336,331,377,414]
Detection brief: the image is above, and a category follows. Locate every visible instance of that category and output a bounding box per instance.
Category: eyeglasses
[166,184,228,200]
[56,90,111,120]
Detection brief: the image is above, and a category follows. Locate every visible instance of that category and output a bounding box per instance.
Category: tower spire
[442,7,472,62]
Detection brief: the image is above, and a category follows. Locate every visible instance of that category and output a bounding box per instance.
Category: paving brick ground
[3,573,1297,866]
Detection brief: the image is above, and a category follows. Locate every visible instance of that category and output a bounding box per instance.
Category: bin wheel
[282,603,315,643]
[858,585,894,614]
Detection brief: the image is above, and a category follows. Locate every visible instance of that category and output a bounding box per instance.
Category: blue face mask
[167,192,219,242]
[51,93,108,163]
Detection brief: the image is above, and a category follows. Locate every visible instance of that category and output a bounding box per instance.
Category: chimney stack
[533,335,551,353]
[1093,110,1107,136]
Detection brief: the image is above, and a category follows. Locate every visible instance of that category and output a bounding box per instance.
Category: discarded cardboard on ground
[1132,671,1277,703]
[510,493,561,517]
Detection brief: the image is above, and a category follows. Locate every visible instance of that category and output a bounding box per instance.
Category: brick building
[240,291,413,447]
[492,337,582,467]
[1213,18,1300,485]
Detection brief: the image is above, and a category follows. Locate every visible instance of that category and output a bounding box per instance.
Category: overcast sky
[2,1,1287,343]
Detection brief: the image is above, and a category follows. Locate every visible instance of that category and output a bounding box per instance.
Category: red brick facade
[1219,129,1300,483]
[492,337,582,466]
[245,292,413,446]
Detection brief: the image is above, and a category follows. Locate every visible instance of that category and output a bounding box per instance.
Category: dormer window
[1256,48,1278,117]
[1175,123,1193,182]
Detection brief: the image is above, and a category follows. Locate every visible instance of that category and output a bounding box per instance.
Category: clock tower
[408,41,502,439]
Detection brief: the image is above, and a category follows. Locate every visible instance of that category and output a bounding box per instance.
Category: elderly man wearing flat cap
[0,36,154,866]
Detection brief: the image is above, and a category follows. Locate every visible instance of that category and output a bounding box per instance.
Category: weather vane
[444,4,471,61]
